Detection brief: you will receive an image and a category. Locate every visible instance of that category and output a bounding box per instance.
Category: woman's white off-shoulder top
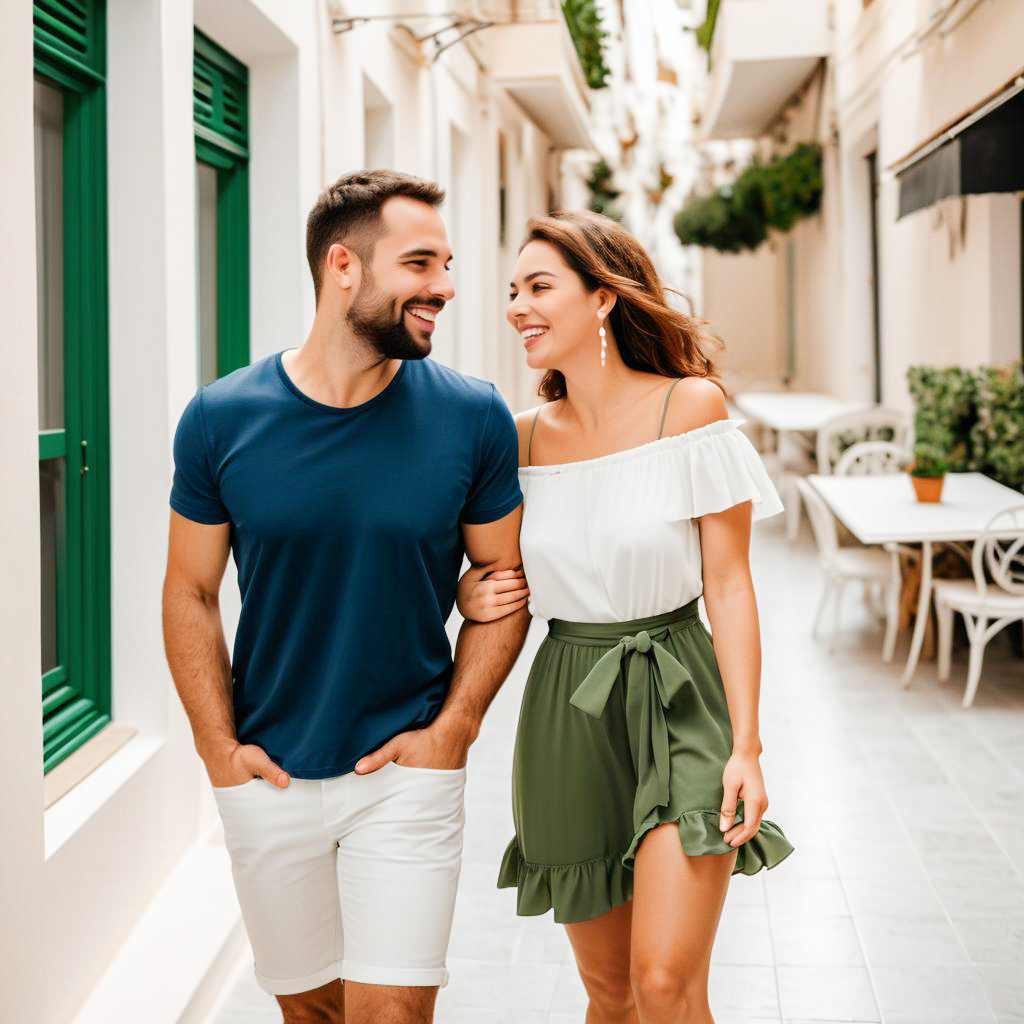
[518,418,784,623]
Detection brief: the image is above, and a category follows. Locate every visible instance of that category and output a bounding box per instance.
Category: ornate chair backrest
[817,409,910,475]
[973,505,1024,598]
[796,478,839,562]
[834,440,912,477]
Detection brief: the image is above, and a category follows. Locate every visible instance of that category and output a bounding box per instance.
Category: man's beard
[347,279,434,361]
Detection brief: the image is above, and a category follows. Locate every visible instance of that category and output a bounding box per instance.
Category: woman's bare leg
[564,900,639,1024]
[630,824,737,1024]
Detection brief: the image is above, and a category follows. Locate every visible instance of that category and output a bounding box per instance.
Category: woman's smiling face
[506,240,607,371]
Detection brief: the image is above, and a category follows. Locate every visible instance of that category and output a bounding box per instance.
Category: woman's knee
[630,962,706,1019]
[578,964,636,1019]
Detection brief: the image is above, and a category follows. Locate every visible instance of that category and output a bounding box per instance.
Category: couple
[162,170,794,1024]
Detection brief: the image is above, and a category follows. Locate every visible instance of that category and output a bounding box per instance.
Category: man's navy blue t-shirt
[170,352,522,779]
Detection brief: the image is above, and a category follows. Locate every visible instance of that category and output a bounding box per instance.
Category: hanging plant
[562,0,611,89]
[586,158,622,221]
[758,143,823,231]
[673,143,823,253]
[696,0,721,54]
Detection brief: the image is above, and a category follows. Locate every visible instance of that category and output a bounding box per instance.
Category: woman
[458,211,794,1024]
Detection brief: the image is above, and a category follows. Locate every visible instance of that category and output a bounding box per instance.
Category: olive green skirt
[497,600,794,924]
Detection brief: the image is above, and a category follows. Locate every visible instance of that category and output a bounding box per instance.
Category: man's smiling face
[347,196,456,361]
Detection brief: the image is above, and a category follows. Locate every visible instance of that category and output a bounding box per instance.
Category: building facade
[1,1,593,1020]
[693,0,1023,407]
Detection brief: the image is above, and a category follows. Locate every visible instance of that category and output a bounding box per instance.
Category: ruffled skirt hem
[497,810,795,924]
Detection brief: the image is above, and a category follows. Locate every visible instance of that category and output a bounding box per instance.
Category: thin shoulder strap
[527,406,542,466]
[657,379,683,440]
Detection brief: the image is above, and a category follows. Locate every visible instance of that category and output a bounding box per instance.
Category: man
[163,170,531,1024]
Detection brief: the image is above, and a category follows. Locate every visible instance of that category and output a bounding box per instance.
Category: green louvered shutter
[193,31,249,158]
[33,0,105,82]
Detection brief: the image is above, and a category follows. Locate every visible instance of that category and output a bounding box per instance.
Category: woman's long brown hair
[521,211,724,401]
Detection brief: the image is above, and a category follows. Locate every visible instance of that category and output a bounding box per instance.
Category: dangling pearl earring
[598,317,607,368]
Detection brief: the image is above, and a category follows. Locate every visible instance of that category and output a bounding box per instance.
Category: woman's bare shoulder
[514,405,545,466]
[661,376,729,438]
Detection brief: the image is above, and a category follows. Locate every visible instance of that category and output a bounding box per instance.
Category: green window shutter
[33,0,105,83]
[193,31,249,158]
[34,0,112,775]
[194,30,250,381]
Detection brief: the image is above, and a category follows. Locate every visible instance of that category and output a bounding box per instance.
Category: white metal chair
[934,505,1024,708]
[834,440,912,476]
[785,409,908,543]
[816,408,910,476]
[833,440,915,632]
[797,477,902,658]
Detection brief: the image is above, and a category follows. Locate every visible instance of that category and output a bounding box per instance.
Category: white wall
[0,1,47,1020]
[833,0,1024,408]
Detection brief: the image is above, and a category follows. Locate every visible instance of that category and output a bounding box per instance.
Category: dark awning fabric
[897,87,1024,218]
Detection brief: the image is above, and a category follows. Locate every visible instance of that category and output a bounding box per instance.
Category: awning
[895,78,1024,219]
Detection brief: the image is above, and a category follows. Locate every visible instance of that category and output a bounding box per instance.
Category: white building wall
[1,2,584,1020]
[0,1,47,1019]
[834,0,1024,406]
[693,0,1023,410]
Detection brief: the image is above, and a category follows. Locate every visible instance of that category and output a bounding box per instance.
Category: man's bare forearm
[162,580,237,759]
[434,607,531,743]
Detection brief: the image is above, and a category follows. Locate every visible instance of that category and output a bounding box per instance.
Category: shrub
[906,365,978,476]
[673,143,823,253]
[971,363,1024,491]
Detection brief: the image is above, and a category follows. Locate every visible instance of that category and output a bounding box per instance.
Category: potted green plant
[909,442,949,502]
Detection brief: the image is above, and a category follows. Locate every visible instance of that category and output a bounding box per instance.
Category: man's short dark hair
[305,169,445,302]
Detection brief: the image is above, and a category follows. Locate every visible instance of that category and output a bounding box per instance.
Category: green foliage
[562,0,610,89]
[906,365,978,477]
[674,184,766,253]
[586,158,622,221]
[673,143,823,253]
[909,442,951,479]
[758,142,824,231]
[696,0,721,54]
[971,363,1024,491]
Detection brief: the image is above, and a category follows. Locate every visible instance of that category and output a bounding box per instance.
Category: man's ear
[324,242,362,294]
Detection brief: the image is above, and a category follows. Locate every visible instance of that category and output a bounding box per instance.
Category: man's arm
[355,504,531,773]
[162,510,289,788]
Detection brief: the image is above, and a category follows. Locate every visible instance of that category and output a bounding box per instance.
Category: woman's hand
[719,748,769,847]
[456,565,529,622]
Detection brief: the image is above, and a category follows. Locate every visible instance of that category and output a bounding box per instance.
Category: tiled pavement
[212,514,1024,1023]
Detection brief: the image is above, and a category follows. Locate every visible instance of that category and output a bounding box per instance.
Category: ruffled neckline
[519,417,744,477]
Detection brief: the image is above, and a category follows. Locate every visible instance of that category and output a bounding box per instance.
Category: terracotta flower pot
[910,473,945,503]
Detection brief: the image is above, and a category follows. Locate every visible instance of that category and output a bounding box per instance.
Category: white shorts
[212,760,467,995]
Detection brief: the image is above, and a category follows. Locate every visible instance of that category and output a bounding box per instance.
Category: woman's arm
[699,500,770,848]
[660,376,770,848]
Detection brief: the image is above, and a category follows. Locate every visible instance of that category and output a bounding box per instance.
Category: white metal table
[735,392,871,540]
[808,472,1024,685]
[733,392,869,434]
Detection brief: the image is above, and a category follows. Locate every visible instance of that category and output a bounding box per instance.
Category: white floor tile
[777,964,880,1022]
[770,913,865,967]
[708,964,780,1018]
[869,964,993,1019]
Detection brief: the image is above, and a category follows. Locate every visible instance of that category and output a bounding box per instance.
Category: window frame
[34,0,113,773]
[193,30,250,381]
